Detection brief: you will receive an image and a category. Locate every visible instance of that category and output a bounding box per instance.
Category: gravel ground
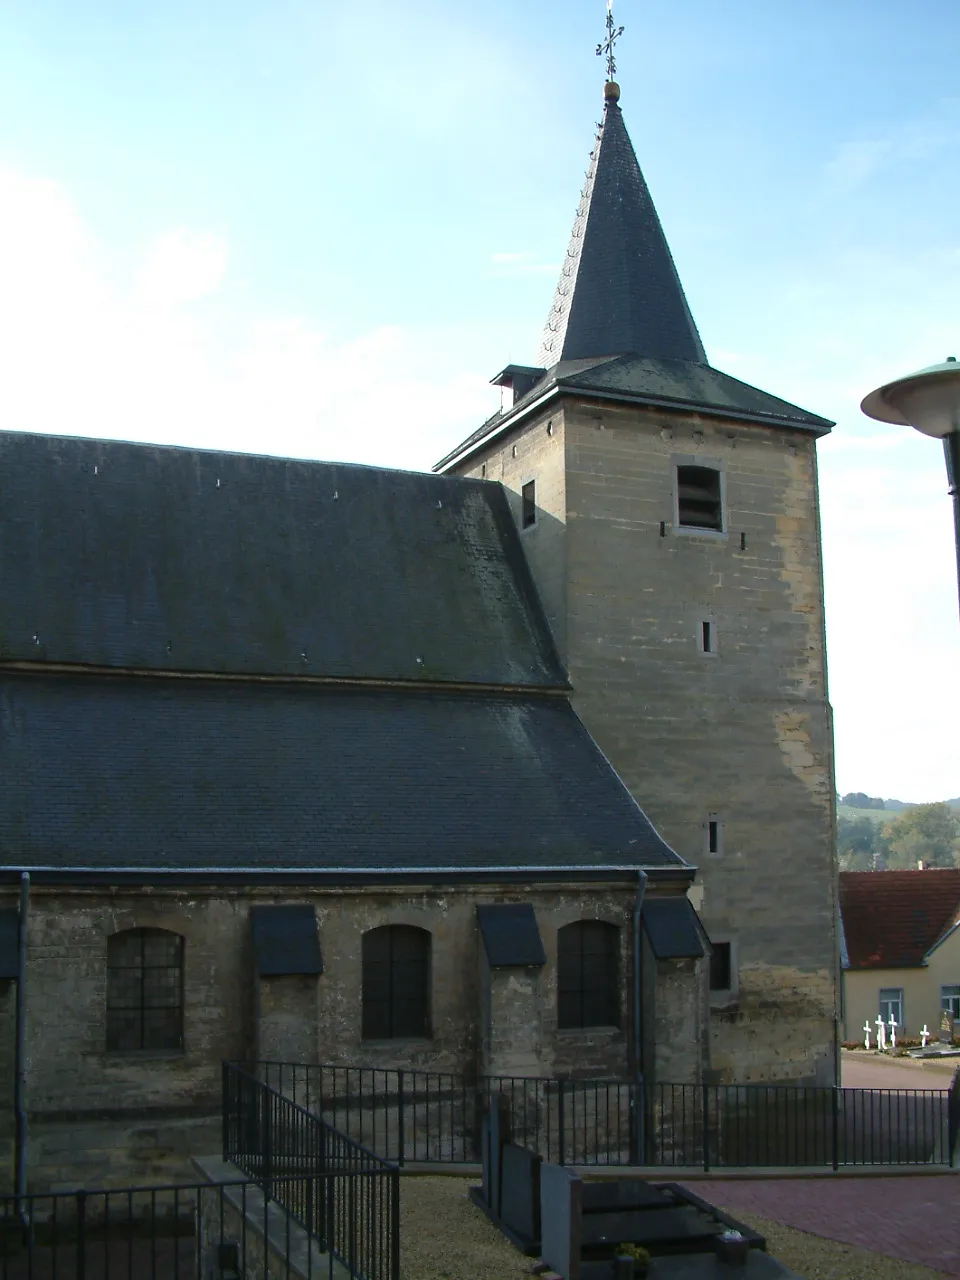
[400,1176,953,1280]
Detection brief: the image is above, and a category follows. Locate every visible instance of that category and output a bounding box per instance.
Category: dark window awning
[477,904,546,967]
[0,908,19,979]
[642,897,708,960]
[251,905,323,976]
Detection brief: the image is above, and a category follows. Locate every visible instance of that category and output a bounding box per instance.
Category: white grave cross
[875,1014,887,1051]
[863,1021,872,1050]
[921,1025,930,1048]
[888,1013,897,1050]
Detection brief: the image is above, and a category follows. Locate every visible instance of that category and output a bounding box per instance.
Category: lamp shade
[861,359,960,438]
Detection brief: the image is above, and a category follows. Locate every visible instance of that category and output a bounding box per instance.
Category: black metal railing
[223,1061,400,1280]
[0,1176,343,1279]
[229,1060,959,1171]
[234,1061,480,1164]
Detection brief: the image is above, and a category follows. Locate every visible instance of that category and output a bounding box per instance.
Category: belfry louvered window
[677,465,723,531]
[106,928,184,1052]
[362,925,431,1039]
[557,920,620,1029]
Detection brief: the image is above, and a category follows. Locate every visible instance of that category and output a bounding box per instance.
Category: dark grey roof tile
[0,674,683,875]
[0,431,564,687]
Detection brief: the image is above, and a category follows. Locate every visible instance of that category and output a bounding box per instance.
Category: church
[0,65,839,1190]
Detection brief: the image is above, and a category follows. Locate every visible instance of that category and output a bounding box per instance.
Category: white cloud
[0,165,494,470]
[136,229,229,306]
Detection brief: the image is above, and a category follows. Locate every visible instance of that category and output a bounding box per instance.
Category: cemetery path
[678,1175,960,1276]
[842,1053,958,1091]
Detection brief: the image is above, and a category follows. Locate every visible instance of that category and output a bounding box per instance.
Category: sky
[0,0,957,802]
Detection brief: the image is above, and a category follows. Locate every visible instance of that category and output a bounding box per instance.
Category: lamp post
[861,357,960,619]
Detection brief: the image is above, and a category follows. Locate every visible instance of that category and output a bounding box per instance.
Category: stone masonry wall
[562,401,838,1084]
[459,407,568,660]
[0,881,699,1189]
[454,397,840,1085]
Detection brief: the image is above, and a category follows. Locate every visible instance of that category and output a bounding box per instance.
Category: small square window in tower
[521,480,537,529]
[677,465,722,531]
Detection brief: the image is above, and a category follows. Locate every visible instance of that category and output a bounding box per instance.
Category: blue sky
[0,0,957,801]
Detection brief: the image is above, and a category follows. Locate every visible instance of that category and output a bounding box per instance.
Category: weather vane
[597,0,624,81]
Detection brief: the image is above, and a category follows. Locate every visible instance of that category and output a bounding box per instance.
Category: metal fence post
[390,1166,401,1280]
[262,1086,273,1203]
[558,1079,566,1166]
[701,1084,710,1173]
[397,1069,405,1168]
[831,1085,840,1171]
[221,1061,230,1161]
[75,1190,87,1280]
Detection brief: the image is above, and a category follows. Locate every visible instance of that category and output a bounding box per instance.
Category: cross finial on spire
[597,0,624,82]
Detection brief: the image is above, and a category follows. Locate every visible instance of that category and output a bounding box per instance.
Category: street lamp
[861,357,960,618]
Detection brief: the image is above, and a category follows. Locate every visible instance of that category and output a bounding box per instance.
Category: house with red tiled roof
[839,870,960,1043]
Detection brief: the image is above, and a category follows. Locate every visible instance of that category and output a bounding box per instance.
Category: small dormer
[491,365,546,414]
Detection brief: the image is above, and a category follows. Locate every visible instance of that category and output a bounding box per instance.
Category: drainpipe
[632,870,647,1164]
[14,872,28,1207]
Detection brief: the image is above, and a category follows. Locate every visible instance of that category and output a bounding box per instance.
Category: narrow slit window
[521,480,537,529]
[707,817,721,855]
[701,620,713,653]
[710,942,732,992]
[677,465,722,531]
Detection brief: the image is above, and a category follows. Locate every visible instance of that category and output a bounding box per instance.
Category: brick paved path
[679,1176,960,1276]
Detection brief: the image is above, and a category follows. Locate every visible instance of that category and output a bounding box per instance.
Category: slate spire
[537,81,707,369]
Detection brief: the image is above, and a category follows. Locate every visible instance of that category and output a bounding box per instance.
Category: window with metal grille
[362,925,431,1039]
[557,920,619,1029]
[709,942,732,992]
[676,465,722,531]
[879,987,904,1026]
[106,928,184,1052]
[521,480,537,529]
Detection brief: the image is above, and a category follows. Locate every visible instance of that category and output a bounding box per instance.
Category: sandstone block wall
[0,881,701,1188]
[453,396,840,1085]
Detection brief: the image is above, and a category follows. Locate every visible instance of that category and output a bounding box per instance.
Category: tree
[880,803,960,870]
[837,815,881,870]
[841,792,885,810]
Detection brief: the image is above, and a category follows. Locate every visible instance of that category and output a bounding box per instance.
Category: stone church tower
[437,78,840,1085]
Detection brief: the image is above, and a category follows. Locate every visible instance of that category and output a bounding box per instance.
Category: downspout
[632,869,647,1164]
[14,871,29,1206]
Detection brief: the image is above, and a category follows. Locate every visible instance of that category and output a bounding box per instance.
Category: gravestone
[500,1142,543,1251]
[940,1010,955,1044]
[484,1092,511,1218]
[540,1163,583,1280]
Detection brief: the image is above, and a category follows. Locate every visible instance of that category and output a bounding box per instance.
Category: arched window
[557,920,619,1029]
[362,925,431,1040]
[107,928,184,1052]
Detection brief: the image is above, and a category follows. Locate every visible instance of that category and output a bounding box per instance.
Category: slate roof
[0,673,685,877]
[435,91,834,473]
[435,352,833,471]
[0,430,563,688]
[839,870,960,969]
[537,94,706,369]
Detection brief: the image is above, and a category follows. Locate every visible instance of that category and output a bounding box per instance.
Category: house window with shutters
[557,920,619,1029]
[107,928,184,1053]
[362,925,431,1039]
